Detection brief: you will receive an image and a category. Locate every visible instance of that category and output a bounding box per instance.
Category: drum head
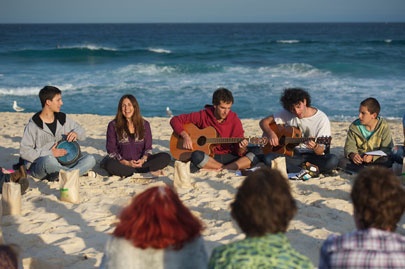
[56,140,81,166]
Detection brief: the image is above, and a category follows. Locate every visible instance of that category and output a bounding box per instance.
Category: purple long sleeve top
[106,119,153,161]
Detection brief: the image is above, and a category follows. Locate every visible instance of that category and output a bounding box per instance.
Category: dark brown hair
[39,85,62,108]
[351,166,405,231]
[212,87,234,106]
[360,97,380,116]
[231,167,297,237]
[114,94,145,140]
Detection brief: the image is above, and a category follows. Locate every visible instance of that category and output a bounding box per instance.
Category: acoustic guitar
[262,122,332,156]
[170,123,268,161]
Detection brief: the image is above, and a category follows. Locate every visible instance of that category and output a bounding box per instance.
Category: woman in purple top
[103,94,171,177]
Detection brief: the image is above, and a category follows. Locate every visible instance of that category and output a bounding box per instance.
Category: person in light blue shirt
[339,97,393,173]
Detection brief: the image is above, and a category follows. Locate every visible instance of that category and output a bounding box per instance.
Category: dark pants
[261,152,339,174]
[190,150,259,169]
[338,156,393,174]
[103,152,171,177]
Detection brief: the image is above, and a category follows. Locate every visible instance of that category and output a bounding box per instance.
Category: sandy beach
[0,112,404,268]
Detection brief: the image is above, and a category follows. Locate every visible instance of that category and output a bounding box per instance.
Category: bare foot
[150,170,165,177]
[200,168,223,172]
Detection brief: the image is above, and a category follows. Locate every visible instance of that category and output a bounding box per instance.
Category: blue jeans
[29,154,96,180]
[391,145,404,164]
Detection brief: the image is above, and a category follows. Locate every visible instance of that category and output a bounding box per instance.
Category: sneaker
[323,169,339,177]
[297,169,312,181]
[87,171,97,178]
[10,165,29,194]
[46,172,60,182]
[301,162,320,178]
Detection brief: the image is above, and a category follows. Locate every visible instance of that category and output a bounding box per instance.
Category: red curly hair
[113,185,204,249]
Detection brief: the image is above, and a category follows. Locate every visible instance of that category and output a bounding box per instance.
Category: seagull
[13,101,25,112]
[166,106,173,118]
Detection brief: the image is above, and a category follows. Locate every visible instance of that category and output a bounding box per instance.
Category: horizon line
[1,21,405,25]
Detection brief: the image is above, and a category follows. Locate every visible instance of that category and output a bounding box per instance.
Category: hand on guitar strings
[238,139,249,155]
[306,140,317,149]
[239,139,249,149]
[306,139,324,155]
[180,131,194,150]
[266,130,280,146]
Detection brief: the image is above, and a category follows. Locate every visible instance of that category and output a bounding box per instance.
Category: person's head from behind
[231,167,297,237]
[280,88,311,119]
[351,166,405,231]
[113,185,204,249]
[212,87,234,121]
[39,86,62,110]
[358,97,380,126]
[0,244,19,269]
[115,94,144,140]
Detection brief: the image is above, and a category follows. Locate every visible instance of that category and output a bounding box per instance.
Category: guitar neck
[206,137,246,144]
[284,137,314,144]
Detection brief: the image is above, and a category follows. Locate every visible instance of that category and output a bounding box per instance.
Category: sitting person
[208,167,312,268]
[99,185,208,268]
[170,87,258,170]
[391,113,405,164]
[339,97,393,173]
[259,88,338,175]
[0,166,29,194]
[19,86,96,181]
[319,166,405,268]
[102,94,171,177]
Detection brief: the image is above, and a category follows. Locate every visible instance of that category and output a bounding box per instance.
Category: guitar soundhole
[197,136,207,146]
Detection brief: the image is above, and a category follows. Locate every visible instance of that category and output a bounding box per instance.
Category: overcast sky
[1,0,404,23]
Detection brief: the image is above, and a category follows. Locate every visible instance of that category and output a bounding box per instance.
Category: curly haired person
[319,166,405,268]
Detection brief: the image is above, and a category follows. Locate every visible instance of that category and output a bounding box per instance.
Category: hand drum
[56,140,81,166]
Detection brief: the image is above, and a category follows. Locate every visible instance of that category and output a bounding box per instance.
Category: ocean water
[0,23,404,120]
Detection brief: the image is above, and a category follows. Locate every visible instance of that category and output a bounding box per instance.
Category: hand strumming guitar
[262,128,279,147]
[180,130,193,150]
[259,116,280,146]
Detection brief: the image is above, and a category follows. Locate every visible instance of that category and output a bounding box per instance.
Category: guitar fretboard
[205,137,267,145]
[284,136,331,145]
[284,137,314,144]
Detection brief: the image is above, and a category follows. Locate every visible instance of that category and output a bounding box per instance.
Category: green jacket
[344,117,393,161]
[208,233,313,269]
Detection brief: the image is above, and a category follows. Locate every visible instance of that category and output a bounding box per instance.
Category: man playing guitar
[170,88,258,170]
[259,88,338,175]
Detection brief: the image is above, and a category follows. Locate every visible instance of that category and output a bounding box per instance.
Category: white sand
[0,112,403,268]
